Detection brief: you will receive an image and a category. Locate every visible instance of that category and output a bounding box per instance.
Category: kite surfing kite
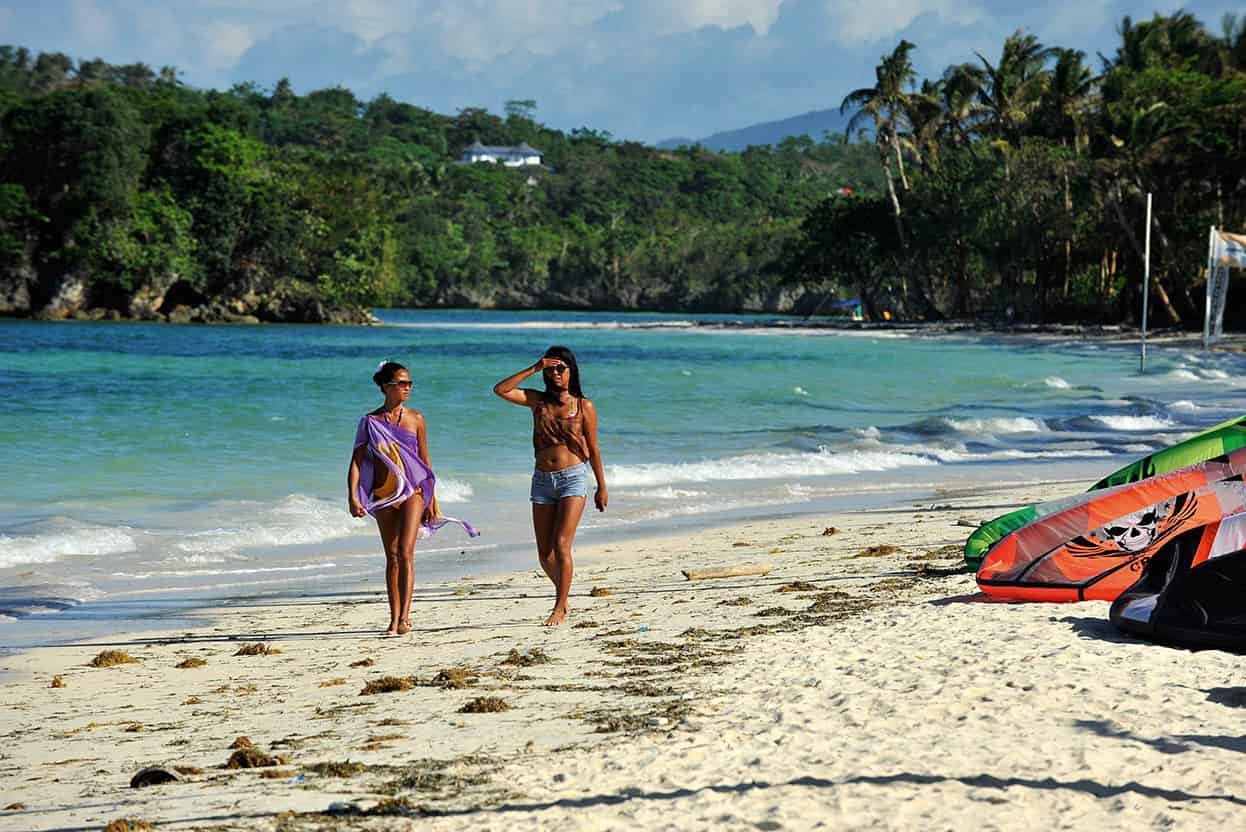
[965,415,1246,570]
[975,446,1246,602]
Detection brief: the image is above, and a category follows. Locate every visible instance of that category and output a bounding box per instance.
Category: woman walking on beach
[348,361,477,636]
[493,347,607,626]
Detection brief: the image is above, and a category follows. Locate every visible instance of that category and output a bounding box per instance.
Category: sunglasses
[544,364,570,374]
[386,380,413,388]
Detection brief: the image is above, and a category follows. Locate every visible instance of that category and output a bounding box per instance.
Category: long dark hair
[373,361,408,389]
[543,345,584,398]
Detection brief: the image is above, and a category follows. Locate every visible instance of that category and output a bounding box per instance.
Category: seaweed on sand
[382,755,497,798]
[458,697,510,713]
[90,650,139,667]
[233,643,281,656]
[853,544,899,557]
[501,648,550,667]
[360,676,416,695]
[306,760,366,778]
[176,658,207,668]
[103,820,153,832]
[224,747,285,768]
[419,668,477,690]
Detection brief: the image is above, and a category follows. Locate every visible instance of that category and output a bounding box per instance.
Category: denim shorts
[530,463,591,504]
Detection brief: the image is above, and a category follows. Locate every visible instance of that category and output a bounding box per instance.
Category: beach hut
[828,299,864,321]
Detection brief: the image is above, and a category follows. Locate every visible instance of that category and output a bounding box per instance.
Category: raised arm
[493,358,558,407]
[581,398,608,512]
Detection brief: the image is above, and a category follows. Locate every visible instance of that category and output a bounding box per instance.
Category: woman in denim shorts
[493,346,607,626]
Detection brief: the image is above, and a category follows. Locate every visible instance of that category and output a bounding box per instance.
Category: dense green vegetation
[0,53,879,320]
[0,11,1241,324]
[803,12,1246,325]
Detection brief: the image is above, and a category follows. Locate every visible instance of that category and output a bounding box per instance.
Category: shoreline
[0,470,1092,660]
[9,309,1246,352]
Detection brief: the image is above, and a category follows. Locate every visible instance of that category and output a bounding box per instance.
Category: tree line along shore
[0,11,1242,326]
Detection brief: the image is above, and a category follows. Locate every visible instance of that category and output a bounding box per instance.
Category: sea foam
[0,525,137,569]
[944,417,1046,435]
[1089,415,1175,431]
[607,447,937,487]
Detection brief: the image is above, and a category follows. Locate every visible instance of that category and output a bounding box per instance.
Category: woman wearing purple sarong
[348,361,478,636]
[493,346,607,626]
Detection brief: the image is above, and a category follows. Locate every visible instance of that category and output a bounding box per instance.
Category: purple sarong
[354,416,479,538]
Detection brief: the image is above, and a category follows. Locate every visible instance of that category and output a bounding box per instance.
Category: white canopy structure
[1202,228,1246,347]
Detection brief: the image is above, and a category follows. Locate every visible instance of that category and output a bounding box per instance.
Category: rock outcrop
[0,269,377,325]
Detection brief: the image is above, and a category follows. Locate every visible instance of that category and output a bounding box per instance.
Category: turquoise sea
[3,310,1246,650]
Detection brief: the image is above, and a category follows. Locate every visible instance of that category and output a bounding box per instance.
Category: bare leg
[532,502,559,588]
[374,508,402,635]
[544,496,586,626]
[396,493,424,635]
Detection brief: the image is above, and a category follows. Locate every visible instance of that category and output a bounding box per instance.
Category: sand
[3,478,1245,831]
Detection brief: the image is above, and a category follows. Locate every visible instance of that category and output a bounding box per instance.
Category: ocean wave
[619,486,709,499]
[1170,400,1202,412]
[1044,376,1071,389]
[0,524,137,569]
[1088,415,1175,431]
[1199,368,1231,380]
[606,447,937,487]
[436,478,473,503]
[943,417,1047,435]
[914,445,1113,463]
[1169,369,1201,381]
[173,494,366,554]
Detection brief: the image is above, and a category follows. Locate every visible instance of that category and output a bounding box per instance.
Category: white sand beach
[3,478,1245,831]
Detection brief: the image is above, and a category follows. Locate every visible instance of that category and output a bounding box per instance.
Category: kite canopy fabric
[354,416,479,538]
[1111,512,1246,651]
[976,447,1246,602]
[964,416,1246,569]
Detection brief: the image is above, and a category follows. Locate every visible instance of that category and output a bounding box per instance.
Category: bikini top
[532,396,590,461]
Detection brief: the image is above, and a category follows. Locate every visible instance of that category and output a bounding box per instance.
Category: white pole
[1140,193,1151,372]
[1203,226,1218,348]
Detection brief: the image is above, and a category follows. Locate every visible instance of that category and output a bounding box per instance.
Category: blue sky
[0,0,1237,142]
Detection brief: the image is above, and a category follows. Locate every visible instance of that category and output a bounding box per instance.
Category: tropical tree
[841,40,918,245]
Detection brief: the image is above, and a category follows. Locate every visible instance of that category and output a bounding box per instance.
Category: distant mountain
[655,108,854,152]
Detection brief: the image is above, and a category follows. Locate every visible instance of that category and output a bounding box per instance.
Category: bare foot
[542,606,568,626]
[396,620,412,635]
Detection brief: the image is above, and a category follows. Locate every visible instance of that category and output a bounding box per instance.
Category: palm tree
[938,63,987,147]
[975,31,1055,148]
[841,40,918,245]
[1039,48,1096,296]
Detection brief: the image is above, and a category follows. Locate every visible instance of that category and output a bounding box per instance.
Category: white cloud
[823,0,984,44]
